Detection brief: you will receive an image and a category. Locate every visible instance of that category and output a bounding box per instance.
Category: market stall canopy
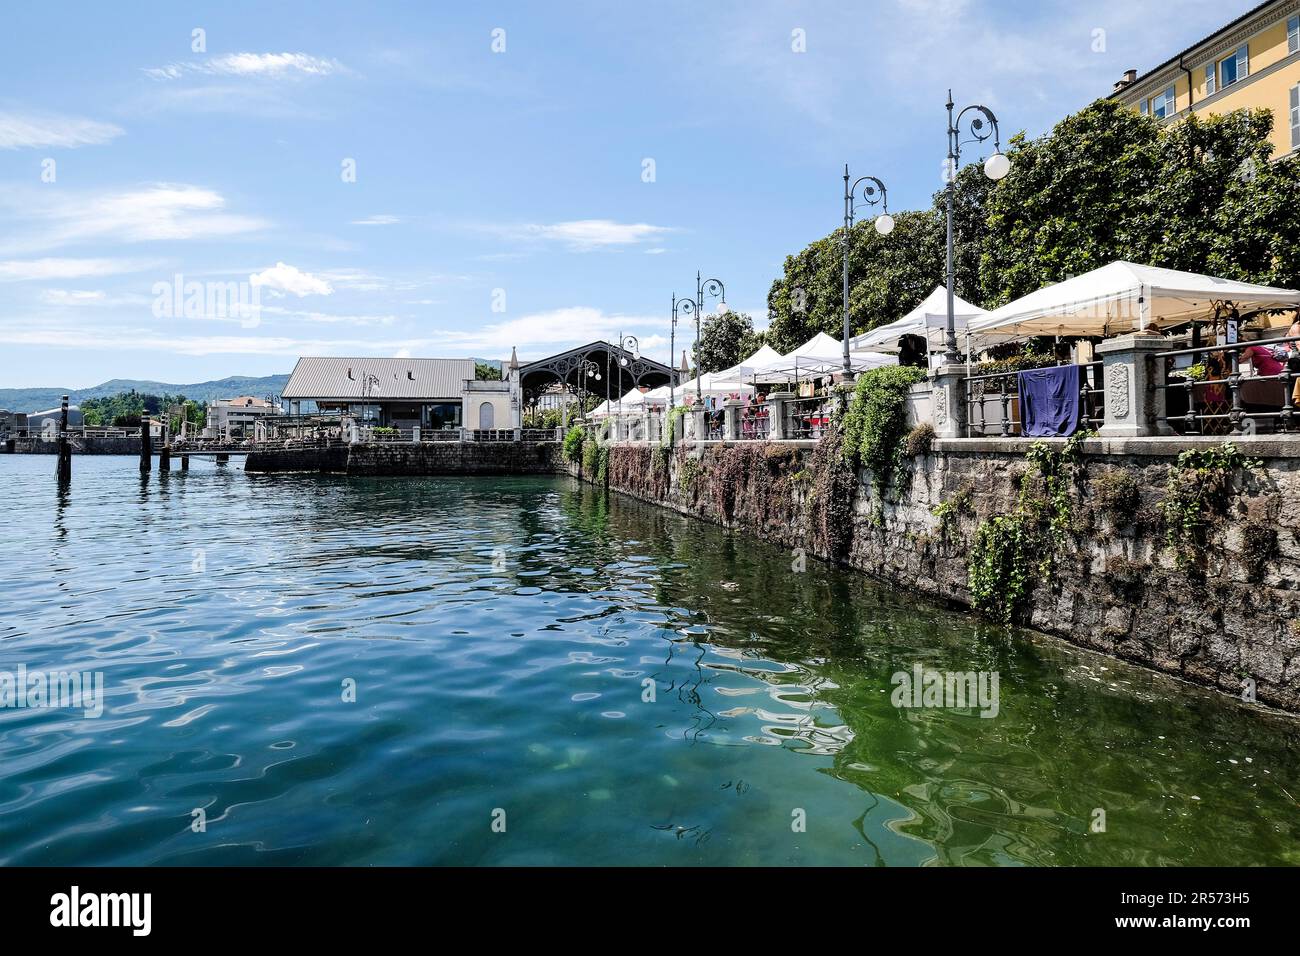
[675,373,757,400]
[753,332,897,378]
[967,261,1300,339]
[850,286,1000,351]
[719,344,784,380]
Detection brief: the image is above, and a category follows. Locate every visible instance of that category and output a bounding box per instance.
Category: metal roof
[282,357,476,400]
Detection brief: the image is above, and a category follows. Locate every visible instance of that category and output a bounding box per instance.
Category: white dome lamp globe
[716,301,730,315]
[874,213,895,236]
[984,151,1011,181]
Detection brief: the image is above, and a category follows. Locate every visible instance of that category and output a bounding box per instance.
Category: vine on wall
[1161,443,1261,568]
[839,365,927,496]
[967,433,1088,624]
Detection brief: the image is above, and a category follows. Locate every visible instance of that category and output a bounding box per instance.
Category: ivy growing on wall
[807,423,857,560]
[1161,443,1260,568]
[839,365,927,496]
[967,433,1088,624]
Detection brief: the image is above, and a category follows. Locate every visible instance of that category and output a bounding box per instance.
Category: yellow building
[1111,0,1300,158]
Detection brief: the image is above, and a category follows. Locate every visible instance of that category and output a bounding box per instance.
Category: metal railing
[739,403,771,440]
[1155,334,1300,435]
[785,397,833,440]
[964,361,1103,437]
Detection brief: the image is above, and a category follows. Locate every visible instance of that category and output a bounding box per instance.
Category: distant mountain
[0,358,507,413]
[0,374,290,413]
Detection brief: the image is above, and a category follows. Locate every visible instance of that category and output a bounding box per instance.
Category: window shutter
[1237,44,1249,79]
[1291,85,1300,149]
[1205,63,1215,95]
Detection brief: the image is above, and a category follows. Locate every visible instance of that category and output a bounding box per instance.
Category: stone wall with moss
[577,435,1300,713]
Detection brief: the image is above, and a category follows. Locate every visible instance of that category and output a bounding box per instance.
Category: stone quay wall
[571,436,1300,713]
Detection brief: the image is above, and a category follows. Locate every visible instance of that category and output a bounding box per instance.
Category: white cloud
[0,183,268,255]
[351,215,401,226]
[40,289,107,305]
[502,219,674,251]
[0,306,672,360]
[424,306,671,356]
[145,52,345,81]
[0,111,124,150]
[250,262,333,297]
[0,257,158,281]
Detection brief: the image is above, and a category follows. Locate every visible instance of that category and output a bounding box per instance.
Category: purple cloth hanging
[1017,365,1082,437]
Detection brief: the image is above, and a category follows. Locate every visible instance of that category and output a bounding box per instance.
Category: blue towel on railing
[1017,365,1082,437]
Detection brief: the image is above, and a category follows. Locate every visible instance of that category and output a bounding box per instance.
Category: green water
[1,455,1297,865]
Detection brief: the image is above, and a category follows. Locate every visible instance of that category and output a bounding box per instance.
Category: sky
[0,0,1248,388]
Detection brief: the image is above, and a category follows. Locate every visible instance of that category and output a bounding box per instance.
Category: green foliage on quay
[1161,443,1261,568]
[563,425,586,463]
[839,365,928,495]
[968,434,1088,625]
[764,99,1300,352]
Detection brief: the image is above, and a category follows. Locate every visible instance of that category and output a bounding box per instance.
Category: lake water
[1,454,1297,865]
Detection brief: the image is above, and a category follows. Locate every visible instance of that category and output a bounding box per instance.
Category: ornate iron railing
[1154,335,1300,435]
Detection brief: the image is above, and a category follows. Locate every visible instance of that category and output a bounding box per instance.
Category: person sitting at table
[1240,339,1286,378]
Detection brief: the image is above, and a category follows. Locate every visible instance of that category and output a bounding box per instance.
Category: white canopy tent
[967,261,1300,340]
[752,332,897,379]
[850,286,1002,353]
[718,343,784,380]
[675,373,757,401]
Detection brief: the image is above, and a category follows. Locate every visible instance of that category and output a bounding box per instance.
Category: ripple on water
[1,460,1298,866]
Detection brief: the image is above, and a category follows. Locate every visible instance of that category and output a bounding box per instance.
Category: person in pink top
[1241,342,1285,377]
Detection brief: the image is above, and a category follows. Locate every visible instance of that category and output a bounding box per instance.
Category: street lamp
[944,89,1010,364]
[616,333,639,417]
[674,271,726,406]
[842,165,893,377]
[577,358,600,417]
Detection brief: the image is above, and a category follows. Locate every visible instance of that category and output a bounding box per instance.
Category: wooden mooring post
[139,416,151,472]
[158,417,171,472]
[56,394,71,483]
[180,455,189,472]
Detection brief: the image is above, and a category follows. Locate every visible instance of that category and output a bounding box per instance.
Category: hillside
[0,358,504,412]
[0,374,291,413]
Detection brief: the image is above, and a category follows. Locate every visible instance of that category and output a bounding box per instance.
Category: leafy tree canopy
[765,99,1300,351]
[693,311,765,374]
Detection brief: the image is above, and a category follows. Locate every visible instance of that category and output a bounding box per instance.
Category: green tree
[475,361,502,381]
[693,311,760,373]
[764,170,988,354]
[979,99,1300,304]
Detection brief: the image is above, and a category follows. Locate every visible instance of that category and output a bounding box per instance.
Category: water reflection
[1,459,1297,866]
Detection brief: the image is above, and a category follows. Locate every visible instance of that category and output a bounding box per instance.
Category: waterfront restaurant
[281,356,477,432]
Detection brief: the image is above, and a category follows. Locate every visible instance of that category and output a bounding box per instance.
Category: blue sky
[0,0,1245,388]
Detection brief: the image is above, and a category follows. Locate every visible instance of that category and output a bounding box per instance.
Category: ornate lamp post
[577,358,601,417]
[614,332,641,417]
[669,295,680,408]
[842,165,895,377]
[943,90,1011,364]
[674,272,727,405]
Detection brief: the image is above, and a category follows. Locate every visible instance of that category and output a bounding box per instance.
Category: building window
[1291,85,1300,150]
[1220,44,1248,87]
[1151,85,1176,119]
[1204,62,1216,96]
[1140,99,1148,116]
[1290,15,1299,55]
